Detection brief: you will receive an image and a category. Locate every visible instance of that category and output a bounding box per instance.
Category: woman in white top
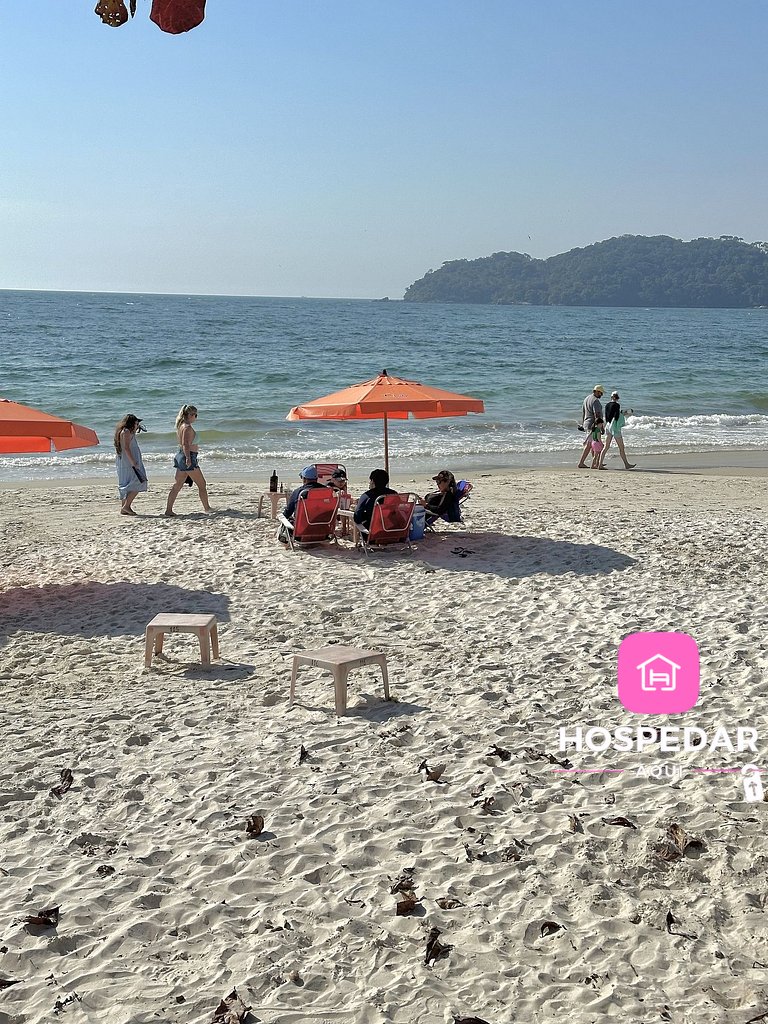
[164,404,212,516]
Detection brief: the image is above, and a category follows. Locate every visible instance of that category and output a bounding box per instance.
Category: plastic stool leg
[199,628,211,667]
[334,666,349,716]
[378,657,390,700]
[289,658,299,706]
[144,629,155,668]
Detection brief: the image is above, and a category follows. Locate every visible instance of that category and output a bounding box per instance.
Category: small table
[144,613,219,668]
[336,507,360,542]
[258,491,288,519]
[289,645,390,716]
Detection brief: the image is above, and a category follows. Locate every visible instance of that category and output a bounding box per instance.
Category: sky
[1,0,767,298]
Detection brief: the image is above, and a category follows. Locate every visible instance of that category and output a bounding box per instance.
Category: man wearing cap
[283,465,327,522]
[577,385,605,469]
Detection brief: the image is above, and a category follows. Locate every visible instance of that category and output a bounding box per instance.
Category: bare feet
[624,463,637,469]
[120,508,137,516]
[164,510,177,517]
[577,464,587,469]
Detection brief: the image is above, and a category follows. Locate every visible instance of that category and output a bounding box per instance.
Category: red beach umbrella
[0,398,99,454]
[286,369,485,473]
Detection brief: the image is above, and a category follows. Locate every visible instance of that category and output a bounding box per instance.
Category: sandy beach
[1,464,768,1024]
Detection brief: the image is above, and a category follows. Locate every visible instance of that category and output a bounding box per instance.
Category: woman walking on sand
[114,414,148,516]
[165,404,212,516]
[599,391,636,469]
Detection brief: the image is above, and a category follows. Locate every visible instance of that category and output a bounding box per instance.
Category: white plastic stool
[144,613,219,668]
[289,645,390,716]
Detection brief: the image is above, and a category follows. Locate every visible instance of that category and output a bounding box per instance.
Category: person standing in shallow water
[599,390,636,470]
[165,404,212,516]
[114,414,148,516]
[577,384,605,469]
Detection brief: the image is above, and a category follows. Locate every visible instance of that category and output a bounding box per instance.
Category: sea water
[1,290,767,483]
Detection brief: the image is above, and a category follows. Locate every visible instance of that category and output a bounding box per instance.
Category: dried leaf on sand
[396,891,419,916]
[601,815,637,829]
[653,823,706,863]
[425,926,452,965]
[436,897,465,910]
[0,978,21,989]
[418,759,446,783]
[540,920,565,938]
[96,865,115,877]
[298,745,310,764]
[212,988,250,1023]
[50,768,74,799]
[453,1016,492,1024]
[390,867,416,894]
[568,814,583,833]
[245,814,264,837]
[23,906,60,928]
[489,744,511,761]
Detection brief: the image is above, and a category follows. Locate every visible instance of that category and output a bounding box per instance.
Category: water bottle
[269,470,278,493]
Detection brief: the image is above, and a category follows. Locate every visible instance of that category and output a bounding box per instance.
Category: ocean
[1,289,767,484]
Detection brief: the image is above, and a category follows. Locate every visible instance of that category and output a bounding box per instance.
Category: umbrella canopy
[286,369,484,472]
[0,398,100,454]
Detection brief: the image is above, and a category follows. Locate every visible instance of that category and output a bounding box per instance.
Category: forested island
[403,235,768,308]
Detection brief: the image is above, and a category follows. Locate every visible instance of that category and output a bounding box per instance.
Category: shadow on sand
[288,530,636,580]
[0,581,231,642]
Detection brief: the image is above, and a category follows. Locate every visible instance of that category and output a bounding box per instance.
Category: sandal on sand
[451,546,475,558]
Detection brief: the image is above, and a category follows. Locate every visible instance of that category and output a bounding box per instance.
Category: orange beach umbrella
[287,369,485,472]
[0,398,99,454]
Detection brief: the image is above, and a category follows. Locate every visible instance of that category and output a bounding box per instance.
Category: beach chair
[277,488,340,551]
[314,462,347,487]
[357,493,415,555]
[425,479,473,529]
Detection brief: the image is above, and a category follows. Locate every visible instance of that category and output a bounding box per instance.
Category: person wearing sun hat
[577,385,605,469]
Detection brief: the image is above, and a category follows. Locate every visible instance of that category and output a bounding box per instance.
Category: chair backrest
[293,487,340,542]
[367,493,415,546]
[457,480,473,505]
[314,462,347,487]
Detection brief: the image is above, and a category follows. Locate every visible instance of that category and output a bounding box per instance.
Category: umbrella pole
[383,413,389,474]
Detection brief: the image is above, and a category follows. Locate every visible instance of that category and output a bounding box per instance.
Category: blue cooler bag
[409,505,426,540]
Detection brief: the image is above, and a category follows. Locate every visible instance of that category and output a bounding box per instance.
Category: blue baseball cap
[300,466,318,480]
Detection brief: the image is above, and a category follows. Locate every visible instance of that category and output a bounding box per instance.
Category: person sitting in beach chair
[353,469,397,530]
[278,466,329,544]
[283,466,327,522]
[277,483,340,550]
[314,462,348,489]
[357,492,416,555]
[423,471,473,528]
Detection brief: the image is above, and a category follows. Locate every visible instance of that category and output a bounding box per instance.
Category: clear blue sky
[1,1,767,298]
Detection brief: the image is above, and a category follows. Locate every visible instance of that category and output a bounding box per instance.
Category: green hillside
[403,235,768,307]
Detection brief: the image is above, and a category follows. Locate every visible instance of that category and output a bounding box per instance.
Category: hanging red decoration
[149,0,206,34]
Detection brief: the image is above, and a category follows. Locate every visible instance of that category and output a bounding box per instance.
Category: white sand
[1,467,768,1023]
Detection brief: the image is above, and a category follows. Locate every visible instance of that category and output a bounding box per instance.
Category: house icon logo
[637,654,681,693]
[618,632,699,714]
